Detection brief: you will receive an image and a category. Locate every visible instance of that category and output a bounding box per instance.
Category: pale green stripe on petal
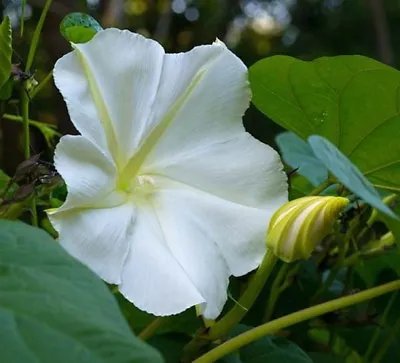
[73,43,121,168]
[118,67,207,190]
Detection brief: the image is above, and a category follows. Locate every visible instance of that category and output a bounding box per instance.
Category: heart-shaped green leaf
[249,55,400,192]
[60,12,103,44]
[308,135,397,219]
[0,220,163,363]
[0,17,12,89]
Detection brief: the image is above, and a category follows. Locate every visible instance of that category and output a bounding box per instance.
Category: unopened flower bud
[266,196,349,263]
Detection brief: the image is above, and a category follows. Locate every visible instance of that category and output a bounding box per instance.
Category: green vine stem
[308,177,336,196]
[371,184,400,193]
[193,280,400,363]
[20,0,53,226]
[363,291,398,362]
[30,70,53,99]
[182,250,278,362]
[343,232,395,267]
[356,194,399,241]
[20,0,26,37]
[138,317,168,341]
[20,86,30,160]
[312,231,347,302]
[25,0,53,72]
[263,263,290,322]
[20,82,38,226]
[371,315,400,363]
[207,249,278,340]
[3,113,59,133]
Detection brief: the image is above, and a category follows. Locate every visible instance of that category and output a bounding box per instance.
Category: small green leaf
[308,135,398,219]
[276,131,328,186]
[249,55,400,192]
[222,325,313,363]
[0,220,163,363]
[60,12,103,44]
[0,17,12,89]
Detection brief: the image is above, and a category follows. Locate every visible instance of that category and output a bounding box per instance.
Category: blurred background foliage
[0,0,397,174]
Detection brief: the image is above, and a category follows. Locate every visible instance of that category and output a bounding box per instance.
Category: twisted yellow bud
[266,196,349,262]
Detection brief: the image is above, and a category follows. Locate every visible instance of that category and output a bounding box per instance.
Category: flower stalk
[263,262,298,322]
[363,291,398,362]
[20,0,53,226]
[20,84,37,226]
[206,249,278,340]
[139,317,168,341]
[193,280,400,363]
[308,177,336,196]
[25,0,53,72]
[181,250,278,362]
[30,70,53,99]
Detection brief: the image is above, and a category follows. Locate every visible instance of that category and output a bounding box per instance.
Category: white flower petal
[153,192,232,319]
[144,133,288,209]
[124,177,276,318]
[54,29,165,166]
[119,41,250,184]
[152,178,271,278]
[138,41,248,161]
[119,206,204,316]
[49,203,136,284]
[53,135,123,211]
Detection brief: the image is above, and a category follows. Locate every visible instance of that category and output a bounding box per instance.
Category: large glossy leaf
[308,135,398,219]
[276,131,328,186]
[249,55,400,192]
[221,325,313,363]
[0,17,12,89]
[60,12,103,44]
[0,220,163,363]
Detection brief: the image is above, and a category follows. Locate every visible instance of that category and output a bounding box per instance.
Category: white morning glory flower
[47,29,288,319]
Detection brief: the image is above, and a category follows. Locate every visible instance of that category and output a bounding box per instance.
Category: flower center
[117,174,156,202]
[133,175,155,194]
